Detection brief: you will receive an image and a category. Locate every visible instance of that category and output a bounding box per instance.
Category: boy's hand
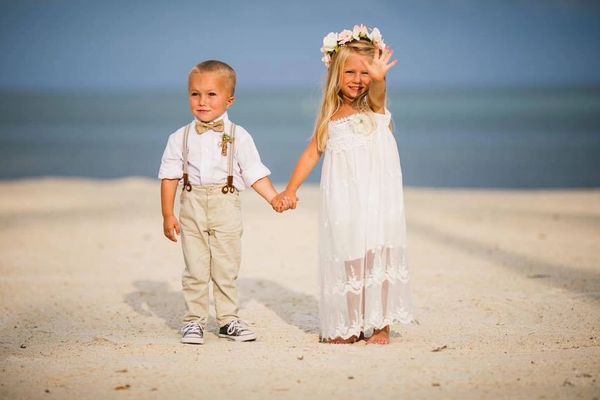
[271,193,288,212]
[272,190,298,212]
[163,215,181,242]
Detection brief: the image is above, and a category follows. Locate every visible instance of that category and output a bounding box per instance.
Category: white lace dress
[318,109,414,340]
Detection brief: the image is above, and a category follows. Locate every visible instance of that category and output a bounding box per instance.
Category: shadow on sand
[124,280,188,330]
[124,278,407,339]
[124,278,320,334]
[408,217,600,302]
[238,278,319,334]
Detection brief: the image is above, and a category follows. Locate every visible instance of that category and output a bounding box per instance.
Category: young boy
[159,60,285,344]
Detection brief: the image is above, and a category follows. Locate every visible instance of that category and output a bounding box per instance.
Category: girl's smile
[339,53,371,102]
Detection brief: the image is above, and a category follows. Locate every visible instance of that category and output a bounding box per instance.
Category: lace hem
[319,308,415,341]
[322,268,410,297]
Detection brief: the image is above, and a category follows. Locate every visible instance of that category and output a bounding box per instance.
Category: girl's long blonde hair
[314,39,380,152]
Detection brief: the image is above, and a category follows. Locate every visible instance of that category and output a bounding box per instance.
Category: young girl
[274,25,414,344]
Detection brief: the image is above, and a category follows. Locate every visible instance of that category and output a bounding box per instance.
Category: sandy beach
[0,177,599,399]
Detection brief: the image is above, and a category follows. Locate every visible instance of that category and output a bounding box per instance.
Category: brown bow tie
[195,119,225,134]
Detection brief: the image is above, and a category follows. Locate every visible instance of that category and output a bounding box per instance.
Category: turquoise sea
[1,87,599,188]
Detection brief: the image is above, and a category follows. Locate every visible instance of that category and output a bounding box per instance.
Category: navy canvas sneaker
[218,319,257,342]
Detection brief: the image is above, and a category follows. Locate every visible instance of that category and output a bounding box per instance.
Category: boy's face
[188,71,235,122]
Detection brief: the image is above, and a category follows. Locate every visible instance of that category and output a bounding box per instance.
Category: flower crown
[320,24,386,67]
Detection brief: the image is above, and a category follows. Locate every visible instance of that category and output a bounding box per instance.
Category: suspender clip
[182,173,192,192]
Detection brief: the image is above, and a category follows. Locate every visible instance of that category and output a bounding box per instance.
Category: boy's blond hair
[314,40,381,152]
[189,60,237,95]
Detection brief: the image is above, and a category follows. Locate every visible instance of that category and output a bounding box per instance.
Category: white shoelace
[183,322,203,336]
[226,320,250,335]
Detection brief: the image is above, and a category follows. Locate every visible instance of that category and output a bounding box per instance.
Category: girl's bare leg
[337,258,363,343]
[366,248,390,344]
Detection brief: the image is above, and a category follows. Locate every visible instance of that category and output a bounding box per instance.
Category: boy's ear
[227,96,236,108]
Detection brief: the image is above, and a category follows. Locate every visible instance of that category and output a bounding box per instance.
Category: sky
[1,0,600,90]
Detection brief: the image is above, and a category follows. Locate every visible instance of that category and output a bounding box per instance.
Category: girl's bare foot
[366,326,390,345]
[323,335,359,344]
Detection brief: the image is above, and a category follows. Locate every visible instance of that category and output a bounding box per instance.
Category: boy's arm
[161,179,181,242]
[233,129,288,210]
[251,176,278,206]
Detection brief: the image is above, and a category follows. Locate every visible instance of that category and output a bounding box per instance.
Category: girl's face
[339,53,371,102]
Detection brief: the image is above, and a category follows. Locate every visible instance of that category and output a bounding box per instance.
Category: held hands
[270,190,298,213]
[163,215,181,242]
[362,48,397,82]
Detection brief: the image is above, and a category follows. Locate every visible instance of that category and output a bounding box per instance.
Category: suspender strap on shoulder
[221,123,237,194]
[182,123,192,192]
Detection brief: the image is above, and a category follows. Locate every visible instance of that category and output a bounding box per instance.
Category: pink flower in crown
[337,29,354,45]
[321,53,332,66]
[352,24,369,40]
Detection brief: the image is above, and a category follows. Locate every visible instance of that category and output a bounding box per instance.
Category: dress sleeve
[235,129,271,187]
[372,108,392,125]
[158,132,183,180]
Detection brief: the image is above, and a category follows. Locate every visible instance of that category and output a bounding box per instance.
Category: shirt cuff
[158,165,183,180]
[242,164,271,187]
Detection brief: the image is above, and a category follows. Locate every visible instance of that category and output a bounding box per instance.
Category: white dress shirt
[158,112,271,190]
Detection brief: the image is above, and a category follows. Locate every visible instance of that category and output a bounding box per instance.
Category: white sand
[0,178,599,399]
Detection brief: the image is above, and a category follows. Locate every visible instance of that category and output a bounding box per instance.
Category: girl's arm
[275,136,322,210]
[364,48,397,114]
[368,78,386,113]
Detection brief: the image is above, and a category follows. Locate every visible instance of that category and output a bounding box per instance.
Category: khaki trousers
[179,184,242,327]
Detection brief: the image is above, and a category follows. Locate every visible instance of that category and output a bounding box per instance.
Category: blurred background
[1,0,599,188]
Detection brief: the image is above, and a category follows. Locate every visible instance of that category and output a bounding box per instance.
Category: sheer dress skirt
[318,111,414,340]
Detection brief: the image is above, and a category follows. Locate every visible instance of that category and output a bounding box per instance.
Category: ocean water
[1,87,599,188]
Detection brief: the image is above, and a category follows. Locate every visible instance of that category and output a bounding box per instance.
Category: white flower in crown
[321,32,338,54]
[320,25,387,67]
[352,24,369,40]
[369,27,386,50]
[337,29,354,45]
[321,53,332,65]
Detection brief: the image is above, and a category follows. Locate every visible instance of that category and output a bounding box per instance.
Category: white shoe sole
[181,336,204,345]
[218,333,257,342]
